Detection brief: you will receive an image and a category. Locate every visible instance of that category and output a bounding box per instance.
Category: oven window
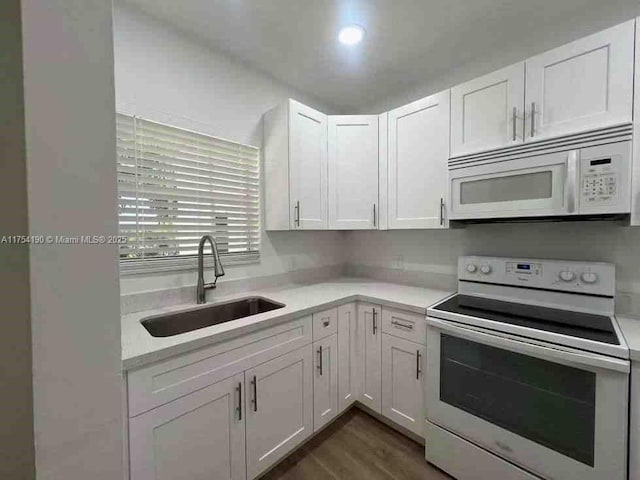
[460,171,553,205]
[440,334,595,466]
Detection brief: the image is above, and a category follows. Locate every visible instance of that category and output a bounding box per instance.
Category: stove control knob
[480,265,492,274]
[581,272,598,284]
[559,270,575,282]
[466,264,477,273]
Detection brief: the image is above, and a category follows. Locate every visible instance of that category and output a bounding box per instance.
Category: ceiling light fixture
[338,25,365,46]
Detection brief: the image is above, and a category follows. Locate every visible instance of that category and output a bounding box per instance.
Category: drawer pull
[416,350,422,379]
[323,319,330,327]
[372,309,377,335]
[317,346,323,376]
[391,320,414,330]
[236,382,242,421]
[251,375,257,412]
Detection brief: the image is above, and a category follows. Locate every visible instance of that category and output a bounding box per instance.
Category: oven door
[426,317,629,480]
[449,150,578,220]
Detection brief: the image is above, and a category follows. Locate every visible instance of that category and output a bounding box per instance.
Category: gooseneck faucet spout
[196,235,225,304]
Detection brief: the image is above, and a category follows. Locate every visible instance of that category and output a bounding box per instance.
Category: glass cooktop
[432,294,619,345]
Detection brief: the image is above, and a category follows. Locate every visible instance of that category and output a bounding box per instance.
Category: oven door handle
[426,317,629,373]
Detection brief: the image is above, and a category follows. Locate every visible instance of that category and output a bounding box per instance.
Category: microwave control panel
[577,140,631,213]
[581,156,618,204]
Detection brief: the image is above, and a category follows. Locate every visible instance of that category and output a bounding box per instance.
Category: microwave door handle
[426,317,629,373]
[565,150,579,214]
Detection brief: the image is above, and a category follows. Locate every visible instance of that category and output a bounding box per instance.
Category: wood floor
[260,408,453,480]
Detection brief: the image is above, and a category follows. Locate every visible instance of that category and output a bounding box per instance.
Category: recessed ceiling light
[338,25,365,46]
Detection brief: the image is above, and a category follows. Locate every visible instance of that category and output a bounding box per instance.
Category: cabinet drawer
[128,316,312,417]
[381,308,426,345]
[312,307,338,340]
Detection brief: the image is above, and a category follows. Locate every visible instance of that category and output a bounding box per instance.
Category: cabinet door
[357,303,382,413]
[381,334,426,438]
[328,115,379,229]
[525,20,634,142]
[388,90,451,229]
[451,62,525,156]
[313,334,339,431]
[337,303,359,412]
[245,345,313,479]
[289,100,328,229]
[129,373,245,480]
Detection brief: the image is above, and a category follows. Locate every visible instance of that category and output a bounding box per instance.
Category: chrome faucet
[196,235,225,304]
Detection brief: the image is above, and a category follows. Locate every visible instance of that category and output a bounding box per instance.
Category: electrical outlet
[288,256,297,272]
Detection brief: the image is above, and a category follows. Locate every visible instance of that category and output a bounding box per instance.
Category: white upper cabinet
[526,20,635,142]
[388,90,451,229]
[290,101,328,229]
[328,115,379,229]
[264,99,328,230]
[451,20,635,158]
[451,62,525,157]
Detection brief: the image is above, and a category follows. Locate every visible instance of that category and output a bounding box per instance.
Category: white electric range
[425,256,629,480]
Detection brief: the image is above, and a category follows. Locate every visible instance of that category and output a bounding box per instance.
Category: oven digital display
[517,264,531,270]
[590,158,611,166]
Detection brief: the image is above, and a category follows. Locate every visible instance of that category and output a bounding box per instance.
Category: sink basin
[141,296,286,338]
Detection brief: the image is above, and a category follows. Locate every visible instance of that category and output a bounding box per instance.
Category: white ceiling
[122,0,639,112]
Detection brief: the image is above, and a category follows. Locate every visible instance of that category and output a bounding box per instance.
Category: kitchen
[4,1,640,479]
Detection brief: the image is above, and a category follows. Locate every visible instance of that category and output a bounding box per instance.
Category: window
[116,113,260,274]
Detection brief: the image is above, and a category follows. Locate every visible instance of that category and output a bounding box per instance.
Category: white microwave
[448,140,632,221]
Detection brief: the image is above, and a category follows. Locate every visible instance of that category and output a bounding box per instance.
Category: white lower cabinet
[128,304,431,480]
[381,333,426,437]
[129,373,246,480]
[337,303,360,412]
[245,345,314,479]
[357,302,382,413]
[313,334,339,430]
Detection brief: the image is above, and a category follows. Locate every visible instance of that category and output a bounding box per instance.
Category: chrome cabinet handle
[416,350,422,379]
[372,308,377,335]
[373,204,377,227]
[294,201,301,227]
[512,107,517,141]
[391,320,414,330]
[439,198,445,226]
[317,345,323,376]
[530,102,536,138]
[236,382,242,420]
[251,375,257,412]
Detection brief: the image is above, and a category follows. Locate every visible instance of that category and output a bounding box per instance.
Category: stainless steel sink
[141,296,286,337]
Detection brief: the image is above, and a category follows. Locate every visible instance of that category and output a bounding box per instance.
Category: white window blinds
[116,113,260,274]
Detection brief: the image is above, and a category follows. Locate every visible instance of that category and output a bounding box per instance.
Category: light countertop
[122,278,453,370]
[616,315,640,362]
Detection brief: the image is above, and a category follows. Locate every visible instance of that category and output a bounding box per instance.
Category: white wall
[113,3,345,295]
[21,1,123,478]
